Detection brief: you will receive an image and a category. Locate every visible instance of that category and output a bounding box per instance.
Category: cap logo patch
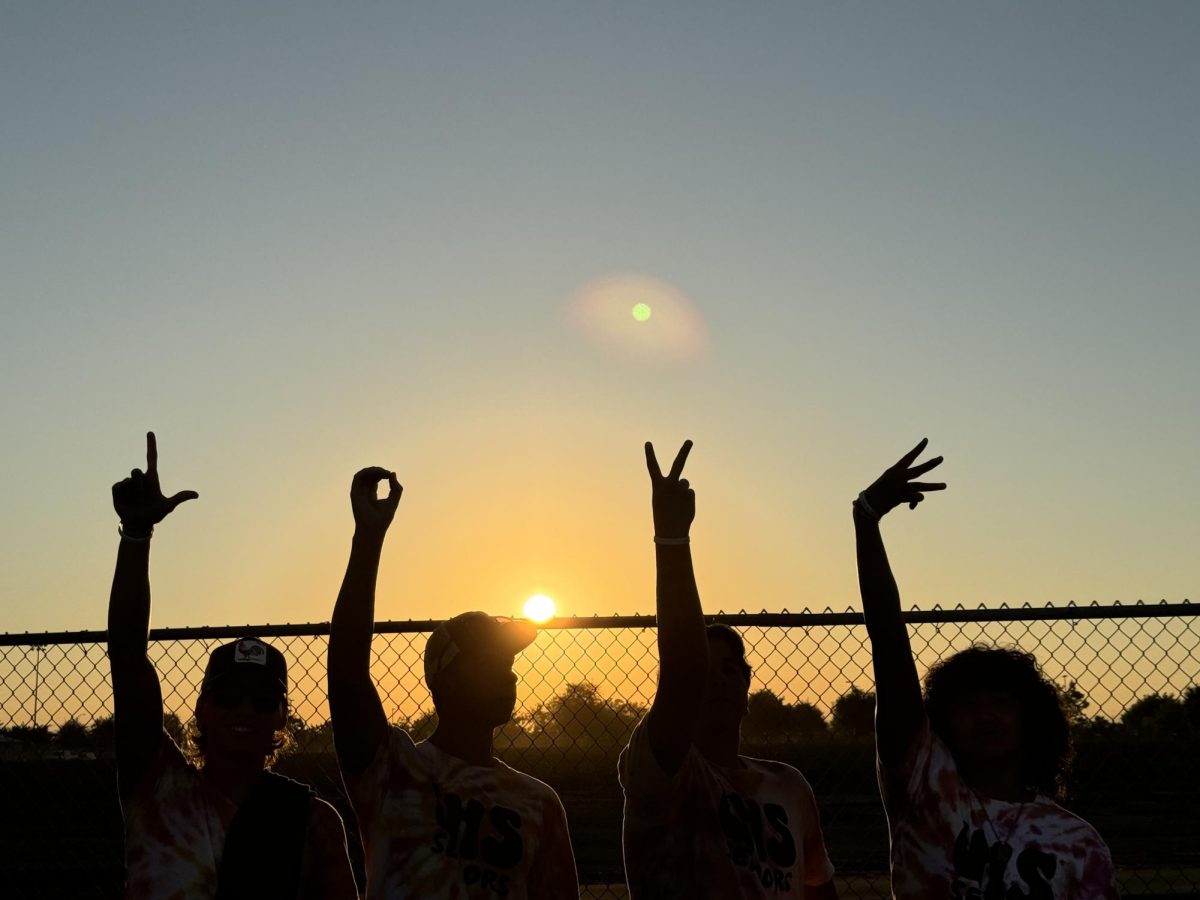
[234,640,268,665]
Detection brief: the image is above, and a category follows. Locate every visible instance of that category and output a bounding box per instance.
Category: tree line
[4,679,1198,756]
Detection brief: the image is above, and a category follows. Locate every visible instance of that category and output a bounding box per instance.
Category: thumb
[166,490,199,512]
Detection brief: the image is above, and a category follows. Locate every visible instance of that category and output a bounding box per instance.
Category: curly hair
[182,694,294,769]
[923,645,1073,798]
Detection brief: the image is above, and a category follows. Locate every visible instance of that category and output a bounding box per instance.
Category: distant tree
[1060,681,1090,729]
[744,690,789,743]
[1,724,51,744]
[1071,714,1118,740]
[831,686,876,740]
[495,717,531,751]
[1122,693,1189,739]
[293,719,336,754]
[528,682,644,753]
[54,718,90,749]
[402,710,438,742]
[85,713,185,752]
[743,690,828,743]
[1184,685,1200,735]
[89,715,116,751]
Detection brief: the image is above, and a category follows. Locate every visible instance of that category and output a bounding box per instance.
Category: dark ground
[2,738,1197,898]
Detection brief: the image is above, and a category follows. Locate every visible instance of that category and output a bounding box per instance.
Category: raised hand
[860,438,946,519]
[111,432,199,536]
[350,467,402,539]
[645,440,695,539]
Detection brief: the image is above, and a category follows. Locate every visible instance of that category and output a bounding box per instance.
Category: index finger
[644,442,663,481]
[667,440,693,481]
[146,432,158,475]
[353,466,393,486]
[908,456,944,478]
[896,437,929,470]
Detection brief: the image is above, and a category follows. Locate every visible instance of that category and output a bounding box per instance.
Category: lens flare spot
[567,274,708,363]
[523,594,556,623]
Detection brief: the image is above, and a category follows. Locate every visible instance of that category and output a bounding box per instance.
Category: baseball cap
[202,637,288,694]
[424,612,538,689]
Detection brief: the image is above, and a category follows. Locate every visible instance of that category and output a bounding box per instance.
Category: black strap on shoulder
[215,771,316,900]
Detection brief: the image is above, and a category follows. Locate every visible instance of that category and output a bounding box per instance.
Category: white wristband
[653,535,691,546]
[854,491,881,522]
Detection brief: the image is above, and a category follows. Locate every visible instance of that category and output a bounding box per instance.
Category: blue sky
[2,2,1197,631]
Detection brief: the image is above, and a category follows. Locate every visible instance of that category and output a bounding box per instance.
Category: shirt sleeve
[122,729,189,810]
[341,724,414,826]
[1078,834,1120,900]
[617,716,694,817]
[528,790,580,900]
[794,771,836,886]
[877,716,945,827]
[299,798,360,900]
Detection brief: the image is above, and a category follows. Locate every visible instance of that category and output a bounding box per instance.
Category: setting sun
[523,594,557,623]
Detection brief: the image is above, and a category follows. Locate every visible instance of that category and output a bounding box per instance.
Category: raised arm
[643,440,707,774]
[328,466,402,774]
[854,438,945,768]
[107,432,198,795]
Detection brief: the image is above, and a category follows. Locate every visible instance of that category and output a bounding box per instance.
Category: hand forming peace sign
[860,438,946,519]
[111,432,199,536]
[645,440,695,540]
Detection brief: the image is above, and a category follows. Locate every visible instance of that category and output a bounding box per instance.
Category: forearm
[853,510,905,635]
[107,538,152,661]
[654,544,707,686]
[329,532,386,684]
[854,510,923,758]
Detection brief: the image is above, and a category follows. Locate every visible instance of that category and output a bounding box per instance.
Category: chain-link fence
[2,602,1197,898]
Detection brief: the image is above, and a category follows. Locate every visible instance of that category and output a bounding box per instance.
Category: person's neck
[961,759,1033,803]
[200,754,266,805]
[695,724,742,769]
[428,719,495,767]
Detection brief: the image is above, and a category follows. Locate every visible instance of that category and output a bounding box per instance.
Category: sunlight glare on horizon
[523,594,557,623]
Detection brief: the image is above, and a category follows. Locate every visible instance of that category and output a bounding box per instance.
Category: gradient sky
[2,3,1197,633]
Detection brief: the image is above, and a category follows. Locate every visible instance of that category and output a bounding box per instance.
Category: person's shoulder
[309,801,348,835]
[309,796,346,824]
[125,730,194,794]
[742,756,819,792]
[494,758,564,803]
[382,722,420,761]
[496,763,566,796]
[1029,799,1110,846]
[387,722,417,745]
[742,754,806,780]
[620,713,701,772]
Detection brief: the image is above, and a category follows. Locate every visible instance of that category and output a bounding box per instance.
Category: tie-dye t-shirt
[122,735,237,898]
[879,720,1118,899]
[342,725,578,899]
[618,718,835,899]
[121,733,355,900]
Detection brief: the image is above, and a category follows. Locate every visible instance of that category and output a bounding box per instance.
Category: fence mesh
[1,602,1197,898]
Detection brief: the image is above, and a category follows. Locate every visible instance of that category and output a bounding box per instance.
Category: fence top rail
[0,600,1192,647]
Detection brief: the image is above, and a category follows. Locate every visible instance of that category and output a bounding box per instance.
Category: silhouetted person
[854,439,1117,899]
[107,432,357,900]
[619,441,838,899]
[327,466,578,899]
